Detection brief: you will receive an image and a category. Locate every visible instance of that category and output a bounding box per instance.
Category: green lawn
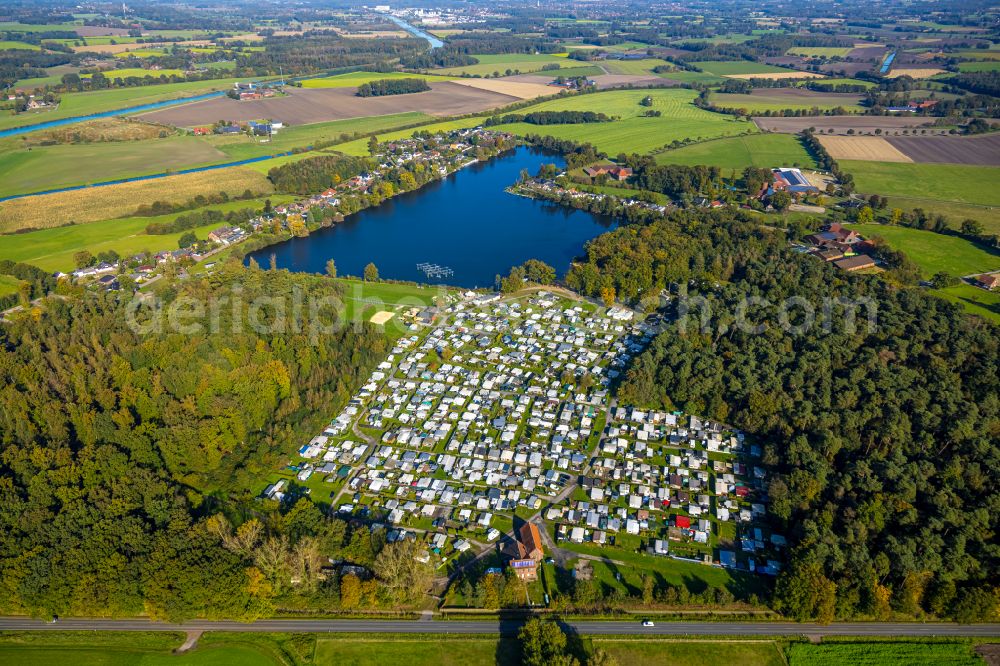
[851,224,1000,277]
[0,78,249,132]
[0,197,290,272]
[656,134,817,170]
[489,88,755,155]
[591,639,786,666]
[842,160,1000,208]
[436,53,571,76]
[786,641,982,666]
[301,71,457,88]
[558,540,769,598]
[335,117,484,157]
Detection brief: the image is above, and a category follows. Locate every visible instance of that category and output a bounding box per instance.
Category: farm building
[584,165,633,181]
[975,273,1000,290]
[771,168,820,195]
[833,255,876,272]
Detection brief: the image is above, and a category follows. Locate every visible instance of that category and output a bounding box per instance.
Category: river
[0,90,226,139]
[383,15,445,49]
[245,147,617,288]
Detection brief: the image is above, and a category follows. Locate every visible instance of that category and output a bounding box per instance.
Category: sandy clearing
[818,136,914,162]
[724,71,826,80]
[887,68,946,78]
[449,78,556,100]
[369,311,396,325]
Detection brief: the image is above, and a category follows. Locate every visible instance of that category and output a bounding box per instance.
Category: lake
[246,147,617,288]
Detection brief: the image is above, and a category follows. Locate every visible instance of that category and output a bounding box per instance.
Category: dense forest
[563,210,999,623]
[267,154,369,195]
[356,77,431,97]
[0,266,398,620]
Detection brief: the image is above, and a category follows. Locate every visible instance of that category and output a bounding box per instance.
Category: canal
[246,147,617,288]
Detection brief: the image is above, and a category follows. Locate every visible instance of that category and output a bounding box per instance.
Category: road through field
[0,617,997,637]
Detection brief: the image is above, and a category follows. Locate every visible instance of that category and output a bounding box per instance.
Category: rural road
[0,617,997,637]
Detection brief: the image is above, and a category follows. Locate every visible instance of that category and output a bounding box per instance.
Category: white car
[642,620,655,627]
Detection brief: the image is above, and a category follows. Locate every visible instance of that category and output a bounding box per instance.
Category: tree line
[485,111,612,126]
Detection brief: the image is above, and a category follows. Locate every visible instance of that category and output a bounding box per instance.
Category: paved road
[0,618,997,637]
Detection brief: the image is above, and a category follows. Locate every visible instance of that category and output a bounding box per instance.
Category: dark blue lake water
[246,147,617,288]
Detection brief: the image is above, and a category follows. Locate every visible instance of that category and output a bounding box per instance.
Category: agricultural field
[435,53,571,76]
[786,46,852,57]
[658,69,728,85]
[0,197,289,272]
[0,166,272,232]
[87,67,187,79]
[841,160,1000,208]
[691,60,821,79]
[886,67,947,78]
[335,117,483,156]
[599,58,672,75]
[656,133,817,170]
[0,77,247,132]
[754,115,941,134]
[210,111,433,161]
[851,224,1000,277]
[883,196,1000,236]
[488,88,756,155]
[0,40,41,50]
[957,61,1000,72]
[139,84,514,127]
[819,136,914,162]
[0,135,229,198]
[449,77,556,99]
[710,88,865,112]
[300,71,457,88]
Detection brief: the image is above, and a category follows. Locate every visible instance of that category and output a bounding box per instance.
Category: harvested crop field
[754,115,943,134]
[139,83,517,127]
[449,77,556,99]
[818,135,914,162]
[885,133,1000,166]
[712,88,864,112]
[0,167,272,232]
[887,67,946,78]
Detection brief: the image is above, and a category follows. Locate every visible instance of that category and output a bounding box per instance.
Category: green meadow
[656,133,817,170]
[0,136,228,198]
[301,71,456,88]
[489,88,755,155]
[785,641,982,666]
[851,224,1000,277]
[0,40,41,50]
[786,46,852,57]
[690,60,803,75]
[0,197,291,272]
[0,78,248,132]
[600,58,672,75]
[842,160,1000,208]
[436,53,570,76]
[957,61,1000,72]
